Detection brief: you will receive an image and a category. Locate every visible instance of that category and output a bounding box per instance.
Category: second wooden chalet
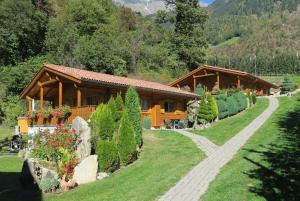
[169,65,278,96]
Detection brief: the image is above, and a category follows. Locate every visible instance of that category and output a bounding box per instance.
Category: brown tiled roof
[44,64,198,98]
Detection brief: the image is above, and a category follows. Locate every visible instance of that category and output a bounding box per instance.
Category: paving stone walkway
[158,97,279,201]
[175,129,218,157]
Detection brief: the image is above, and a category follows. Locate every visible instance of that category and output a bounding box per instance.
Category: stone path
[158,97,279,201]
[176,129,218,157]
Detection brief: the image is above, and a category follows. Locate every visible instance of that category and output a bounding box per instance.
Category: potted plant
[42,107,53,124]
[28,110,37,122]
[54,108,63,119]
[62,105,71,118]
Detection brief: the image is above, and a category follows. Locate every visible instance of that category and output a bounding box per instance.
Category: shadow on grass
[0,172,42,201]
[244,99,300,201]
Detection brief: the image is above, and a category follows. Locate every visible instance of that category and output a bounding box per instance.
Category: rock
[73,155,98,185]
[97,172,109,180]
[41,167,58,181]
[20,158,59,190]
[72,116,92,162]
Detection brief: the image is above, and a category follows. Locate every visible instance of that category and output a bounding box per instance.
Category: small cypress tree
[125,86,143,147]
[97,140,120,173]
[115,94,124,121]
[208,93,218,120]
[198,94,214,123]
[107,97,117,121]
[90,104,115,141]
[117,110,137,165]
[227,96,239,116]
[195,84,205,95]
[281,76,293,94]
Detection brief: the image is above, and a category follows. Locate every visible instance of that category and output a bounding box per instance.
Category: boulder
[72,116,92,162]
[20,158,59,190]
[73,155,98,185]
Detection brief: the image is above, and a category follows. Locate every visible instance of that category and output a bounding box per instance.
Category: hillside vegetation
[205,1,300,75]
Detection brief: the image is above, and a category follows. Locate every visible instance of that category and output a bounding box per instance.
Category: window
[164,102,175,113]
[141,99,150,111]
[86,96,99,106]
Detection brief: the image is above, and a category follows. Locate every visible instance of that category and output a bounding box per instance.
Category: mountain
[113,0,210,15]
[113,0,167,15]
[211,0,300,17]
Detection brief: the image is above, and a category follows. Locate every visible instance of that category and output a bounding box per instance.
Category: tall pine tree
[169,0,208,70]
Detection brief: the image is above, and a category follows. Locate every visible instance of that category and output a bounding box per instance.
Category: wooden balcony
[26,105,96,126]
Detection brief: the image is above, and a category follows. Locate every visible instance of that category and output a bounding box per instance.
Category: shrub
[97,140,120,173]
[198,94,214,123]
[125,86,143,147]
[252,93,257,105]
[281,76,293,94]
[117,110,137,165]
[217,99,228,119]
[38,175,60,193]
[90,104,115,141]
[195,84,205,95]
[233,91,247,111]
[227,96,239,116]
[208,93,218,119]
[143,116,151,129]
[115,94,124,121]
[32,125,81,180]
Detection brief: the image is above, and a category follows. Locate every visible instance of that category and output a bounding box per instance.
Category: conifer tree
[90,104,114,141]
[125,86,143,147]
[117,110,137,165]
[208,93,218,120]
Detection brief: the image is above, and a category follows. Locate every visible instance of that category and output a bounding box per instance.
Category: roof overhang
[20,64,81,99]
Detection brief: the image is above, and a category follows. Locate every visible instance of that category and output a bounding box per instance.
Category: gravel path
[158,96,279,201]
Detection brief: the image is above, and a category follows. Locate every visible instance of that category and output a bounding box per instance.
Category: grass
[193,98,269,145]
[0,130,204,201]
[0,126,13,141]
[201,93,300,201]
[209,37,240,49]
[260,75,300,87]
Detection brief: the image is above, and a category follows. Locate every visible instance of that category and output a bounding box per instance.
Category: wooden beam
[38,79,58,87]
[77,88,81,107]
[193,74,216,79]
[216,72,220,89]
[193,77,196,92]
[237,76,241,88]
[40,87,44,111]
[59,81,63,108]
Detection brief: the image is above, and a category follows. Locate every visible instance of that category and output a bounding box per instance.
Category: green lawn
[193,98,269,145]
[260,75,300,87]
[202,93,300,201]
[0,126,13,141]
[0,130,204,201]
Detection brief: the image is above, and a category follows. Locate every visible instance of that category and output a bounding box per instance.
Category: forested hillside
[205,0,300,75]
[0,0,207,126]
[211,0,300,16]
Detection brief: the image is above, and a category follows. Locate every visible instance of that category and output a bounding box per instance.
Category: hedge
[217,99,228,119]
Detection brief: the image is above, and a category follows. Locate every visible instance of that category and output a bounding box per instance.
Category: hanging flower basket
[28,110,37,122]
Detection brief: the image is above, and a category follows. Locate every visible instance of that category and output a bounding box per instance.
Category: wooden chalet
[169,65,278,95]
[18,64,198,133]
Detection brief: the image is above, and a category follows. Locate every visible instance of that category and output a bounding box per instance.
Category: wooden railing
[27,105,96,126]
